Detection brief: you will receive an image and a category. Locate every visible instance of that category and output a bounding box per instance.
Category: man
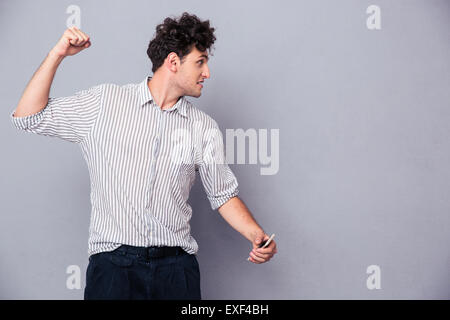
[11,12,277,300]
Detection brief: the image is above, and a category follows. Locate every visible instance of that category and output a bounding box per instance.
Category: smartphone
[259,233,275,248]
[247,233,275,261]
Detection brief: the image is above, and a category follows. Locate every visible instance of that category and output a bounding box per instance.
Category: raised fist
[50,26,91,58]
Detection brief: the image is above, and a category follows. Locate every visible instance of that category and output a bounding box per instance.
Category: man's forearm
[218,196,264,242]
[13,51,64,118]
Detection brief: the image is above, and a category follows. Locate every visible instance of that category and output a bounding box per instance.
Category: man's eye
[198,61,203,65]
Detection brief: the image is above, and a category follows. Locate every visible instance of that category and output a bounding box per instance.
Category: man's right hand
[50,26,91,58]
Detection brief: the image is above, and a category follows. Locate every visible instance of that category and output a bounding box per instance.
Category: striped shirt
[10,75,239,257]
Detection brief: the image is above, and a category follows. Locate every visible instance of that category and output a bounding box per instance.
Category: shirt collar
[138,75,188,118]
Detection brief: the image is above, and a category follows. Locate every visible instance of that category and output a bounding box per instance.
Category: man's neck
[148,75,182,110]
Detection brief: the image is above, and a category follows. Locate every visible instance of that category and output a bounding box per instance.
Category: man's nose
[203,64,210,79]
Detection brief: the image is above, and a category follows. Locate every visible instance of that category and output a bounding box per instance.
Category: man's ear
[165,52,180,72]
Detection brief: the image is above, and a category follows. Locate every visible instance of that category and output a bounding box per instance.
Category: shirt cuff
[208,188,239,211]
[10,106,46,130]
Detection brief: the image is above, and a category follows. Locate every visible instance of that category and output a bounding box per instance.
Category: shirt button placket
[153,110,163,163]
[147,108,163,209]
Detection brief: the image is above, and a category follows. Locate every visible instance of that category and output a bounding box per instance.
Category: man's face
[175,46,210,98]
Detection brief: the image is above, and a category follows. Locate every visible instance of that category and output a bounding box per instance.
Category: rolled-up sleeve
[10,84,103,144]
[198,119,239,210]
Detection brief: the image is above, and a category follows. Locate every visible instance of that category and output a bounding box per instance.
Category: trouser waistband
[114,244,187,258]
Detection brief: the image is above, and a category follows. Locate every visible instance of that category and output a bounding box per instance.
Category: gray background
[1,0,449,299]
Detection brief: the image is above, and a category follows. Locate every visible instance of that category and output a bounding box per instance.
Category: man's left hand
[248,234,277,264]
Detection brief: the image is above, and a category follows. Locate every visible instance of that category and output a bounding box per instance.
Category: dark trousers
[84,245,201,300]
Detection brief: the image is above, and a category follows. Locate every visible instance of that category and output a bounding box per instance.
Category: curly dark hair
[147,12,216,73]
